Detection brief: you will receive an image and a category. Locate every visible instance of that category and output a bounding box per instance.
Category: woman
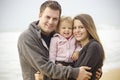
[73,14,105,80]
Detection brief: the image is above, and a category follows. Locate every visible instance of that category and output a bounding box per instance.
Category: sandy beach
[100,68,120,80]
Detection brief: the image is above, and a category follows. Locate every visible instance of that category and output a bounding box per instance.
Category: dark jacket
[74,39,104,80]
[17,21,79,80]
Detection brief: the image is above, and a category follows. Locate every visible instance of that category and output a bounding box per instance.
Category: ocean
[0,29,120,80]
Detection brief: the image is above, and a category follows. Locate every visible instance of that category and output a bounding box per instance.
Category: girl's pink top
[49,33,81,63]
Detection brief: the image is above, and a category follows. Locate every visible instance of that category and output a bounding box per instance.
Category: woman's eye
[73,27,76,29]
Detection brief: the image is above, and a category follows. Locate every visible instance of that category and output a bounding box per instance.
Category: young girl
[73,14,105,80]
[49,16,81,66]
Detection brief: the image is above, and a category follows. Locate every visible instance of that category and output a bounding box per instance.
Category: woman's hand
[95,68,102,80]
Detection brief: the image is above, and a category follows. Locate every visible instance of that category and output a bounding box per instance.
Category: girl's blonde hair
[56,16,73,33]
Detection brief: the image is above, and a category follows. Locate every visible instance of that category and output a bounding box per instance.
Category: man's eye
[46,16,50,19]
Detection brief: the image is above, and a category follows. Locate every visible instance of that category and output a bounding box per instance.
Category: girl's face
[73,19,89,42]
[59,21,73,39]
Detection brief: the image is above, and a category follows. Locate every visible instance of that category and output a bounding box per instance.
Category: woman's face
[73,19,89,42]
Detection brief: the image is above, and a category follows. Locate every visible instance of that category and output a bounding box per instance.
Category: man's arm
[18,32,79,79]
[18,31,93,80]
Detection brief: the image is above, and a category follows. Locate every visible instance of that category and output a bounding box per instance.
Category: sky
[0,0,120,32]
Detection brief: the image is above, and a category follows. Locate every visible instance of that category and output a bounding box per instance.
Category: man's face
[38,7,60,35]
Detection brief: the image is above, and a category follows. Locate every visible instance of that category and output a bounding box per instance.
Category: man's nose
[48,19,53,24]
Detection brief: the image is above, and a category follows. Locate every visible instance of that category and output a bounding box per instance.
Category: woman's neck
[80,38,90,48]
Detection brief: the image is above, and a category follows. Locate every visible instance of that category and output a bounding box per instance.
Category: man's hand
[95,68,102,80]
[77,66,92,80]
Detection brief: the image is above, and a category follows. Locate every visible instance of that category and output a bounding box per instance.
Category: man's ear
[39,13,42,18]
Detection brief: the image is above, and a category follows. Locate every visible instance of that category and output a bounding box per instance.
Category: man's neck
[41,31,55,48]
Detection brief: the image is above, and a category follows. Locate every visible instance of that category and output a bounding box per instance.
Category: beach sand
[100,68,120,80]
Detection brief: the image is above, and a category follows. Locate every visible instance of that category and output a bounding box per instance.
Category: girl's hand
[72,51,79,61]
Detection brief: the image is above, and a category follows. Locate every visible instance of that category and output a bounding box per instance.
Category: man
[18,1,93,80]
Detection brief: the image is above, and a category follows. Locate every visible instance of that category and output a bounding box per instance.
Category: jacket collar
[29,21,55,50]
[53,33,74,40]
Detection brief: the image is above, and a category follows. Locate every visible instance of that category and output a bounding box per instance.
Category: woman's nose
[75,28,80,33]
[74,28,78,32]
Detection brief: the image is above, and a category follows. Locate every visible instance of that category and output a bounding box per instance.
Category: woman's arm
[77,41,102,69]
[74,41,103,80]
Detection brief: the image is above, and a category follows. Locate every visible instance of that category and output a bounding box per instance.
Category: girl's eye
[68,27,72,29]
[61,27,65,29]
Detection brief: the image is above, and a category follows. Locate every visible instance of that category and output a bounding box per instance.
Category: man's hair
[40,0,61,16]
